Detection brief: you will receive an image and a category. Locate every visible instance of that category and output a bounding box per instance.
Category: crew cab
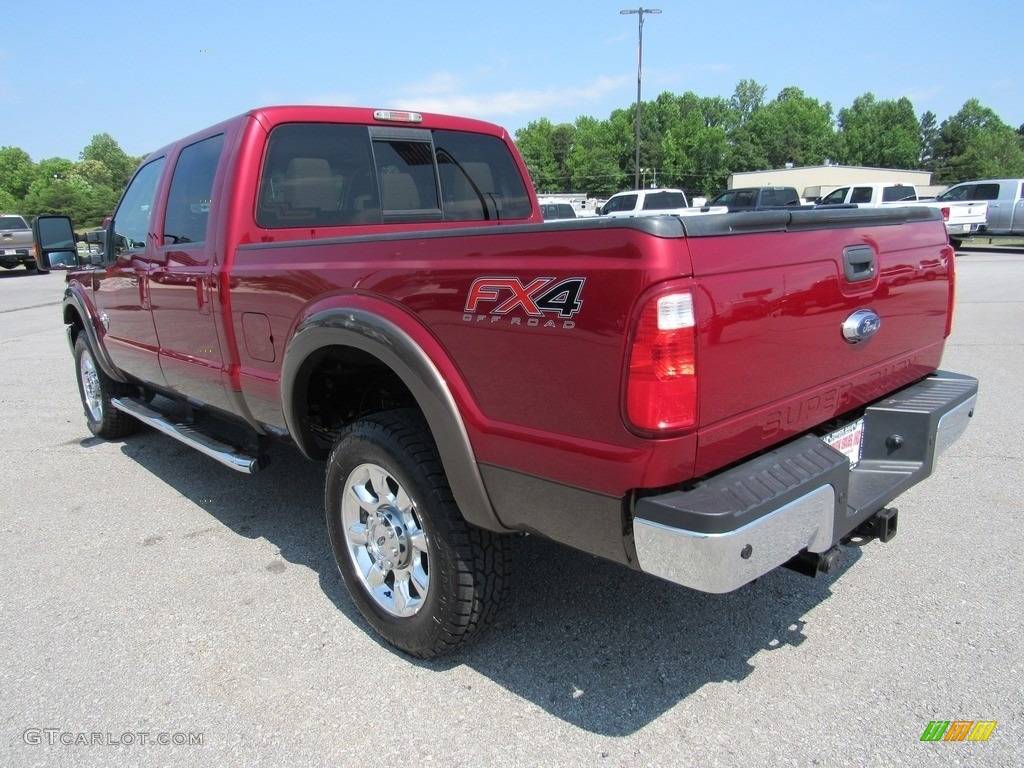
[34,105,978,658]
[599,188,691,217]
[818,182,987,245]
[935,178,1024,245]
[0,214,37,271]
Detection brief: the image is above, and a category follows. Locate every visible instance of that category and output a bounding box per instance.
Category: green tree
[515,119,575,193]
[661,101,730,196]
[80,132,137,189]
[567,116,624,196]
[0,147,37,200]
[0,188,18,211]
[932,99,1008,183]
[738,87,837,169]
[729,79,767,128]
[954,127,1024,179]
[515,118,560,192]
[837,93,920,169]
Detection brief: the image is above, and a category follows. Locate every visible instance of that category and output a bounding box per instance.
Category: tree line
[0,134,143,228]
[4,82,1023,222]
[514,79,1024,198]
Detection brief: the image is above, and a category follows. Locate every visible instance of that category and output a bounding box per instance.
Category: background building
[728,165,940,201]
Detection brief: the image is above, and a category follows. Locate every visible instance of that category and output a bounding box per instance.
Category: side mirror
[31,215,80,272]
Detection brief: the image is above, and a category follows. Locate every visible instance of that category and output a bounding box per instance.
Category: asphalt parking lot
[1,251,1021,767]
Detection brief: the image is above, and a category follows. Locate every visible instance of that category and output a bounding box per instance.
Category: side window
[938,184,970,202]
[820,187,848,205]
[372,133,441,221]
[733,190,756,207]
[613,194,638,212]
[112,157,165,257]
[163,134,225,246]
[257,124,375,228]
[433,130,532,221]
[850,187,873,204]
[973,183,1000,200]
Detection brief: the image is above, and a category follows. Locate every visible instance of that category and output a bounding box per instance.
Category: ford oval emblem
[842,309,881,344]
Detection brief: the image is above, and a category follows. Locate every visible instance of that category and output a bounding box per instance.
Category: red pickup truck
[35,105,978,658]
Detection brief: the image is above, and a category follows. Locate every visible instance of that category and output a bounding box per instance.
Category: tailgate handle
[843,245,876,282]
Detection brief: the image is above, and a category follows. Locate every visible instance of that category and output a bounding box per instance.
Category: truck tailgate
[681,207,953,476]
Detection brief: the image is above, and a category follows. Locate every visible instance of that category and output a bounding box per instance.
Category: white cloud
[391,75,629,120]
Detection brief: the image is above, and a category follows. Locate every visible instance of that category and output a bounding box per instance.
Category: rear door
[149,132,231,409]
[1013,181,1024,233]
[975,181,1009,231]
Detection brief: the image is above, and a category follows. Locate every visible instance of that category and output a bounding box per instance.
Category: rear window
[0,216,29,231]
[761,188,798,206]
[642,191,686,210]
[882,186,916,202]
[257,123,531,228]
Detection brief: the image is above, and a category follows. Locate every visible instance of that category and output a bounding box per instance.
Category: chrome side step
[111,397,268,474]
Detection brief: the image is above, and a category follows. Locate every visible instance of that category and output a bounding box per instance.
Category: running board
[111,397,268,474]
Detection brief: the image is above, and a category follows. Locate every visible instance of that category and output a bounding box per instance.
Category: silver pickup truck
[937,178,1024,244]
[0,214,36,270]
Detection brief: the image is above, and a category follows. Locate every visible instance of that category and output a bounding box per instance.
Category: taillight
[625,290,697,433]
[940,206,950,222]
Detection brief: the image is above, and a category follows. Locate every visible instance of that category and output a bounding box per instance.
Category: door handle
[843,245,876,283]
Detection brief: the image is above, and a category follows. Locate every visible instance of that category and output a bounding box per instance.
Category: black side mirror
[31,215,80,272]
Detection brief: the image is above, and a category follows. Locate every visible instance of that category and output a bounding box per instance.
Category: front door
[93,156,167,387]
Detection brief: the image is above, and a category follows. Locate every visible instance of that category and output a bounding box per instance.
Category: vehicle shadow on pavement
[118,429,859,737]
[445,535,857,735]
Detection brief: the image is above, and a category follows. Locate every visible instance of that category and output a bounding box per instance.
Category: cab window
[112,157,165,256]
[163,135,225,246]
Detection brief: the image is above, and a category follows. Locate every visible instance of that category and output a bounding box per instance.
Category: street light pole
[620,7,661,190]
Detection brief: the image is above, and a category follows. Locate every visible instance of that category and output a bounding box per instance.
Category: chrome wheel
[79,348,104,423]
[341,462,429,617]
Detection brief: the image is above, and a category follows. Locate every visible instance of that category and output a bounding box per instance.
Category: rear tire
[949,237,964,251]
[325,409,513,658]
[74,335,139,439]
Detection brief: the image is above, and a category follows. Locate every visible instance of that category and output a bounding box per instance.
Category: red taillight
[940,206,950,222]
[626,291,697,433]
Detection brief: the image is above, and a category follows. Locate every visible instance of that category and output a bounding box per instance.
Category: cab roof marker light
[657,293,695,330]
[373,110,423,123]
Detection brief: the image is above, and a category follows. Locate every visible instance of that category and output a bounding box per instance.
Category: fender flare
[63,284,130,384]
[281,306,508,533]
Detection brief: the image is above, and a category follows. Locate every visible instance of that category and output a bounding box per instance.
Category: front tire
[74,335,139,439]
[325,410,513,658]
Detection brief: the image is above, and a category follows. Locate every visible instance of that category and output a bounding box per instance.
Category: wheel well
[64,305,85,342]
[298,345,419,455]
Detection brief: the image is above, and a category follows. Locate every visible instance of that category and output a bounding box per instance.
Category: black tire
[325,409,514,658]
[949,237,964,251]
[74,335,139,439]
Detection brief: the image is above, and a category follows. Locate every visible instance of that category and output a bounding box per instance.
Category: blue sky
[4,0,1022,162]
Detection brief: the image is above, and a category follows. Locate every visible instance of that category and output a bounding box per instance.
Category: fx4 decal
[464,276,585,329]
[465,277,585,317]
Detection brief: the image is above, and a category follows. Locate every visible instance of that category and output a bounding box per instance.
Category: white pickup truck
[818,183,987,247]
[597,188,730,219]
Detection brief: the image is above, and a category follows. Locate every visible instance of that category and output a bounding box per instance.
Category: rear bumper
[632,370,978,593]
